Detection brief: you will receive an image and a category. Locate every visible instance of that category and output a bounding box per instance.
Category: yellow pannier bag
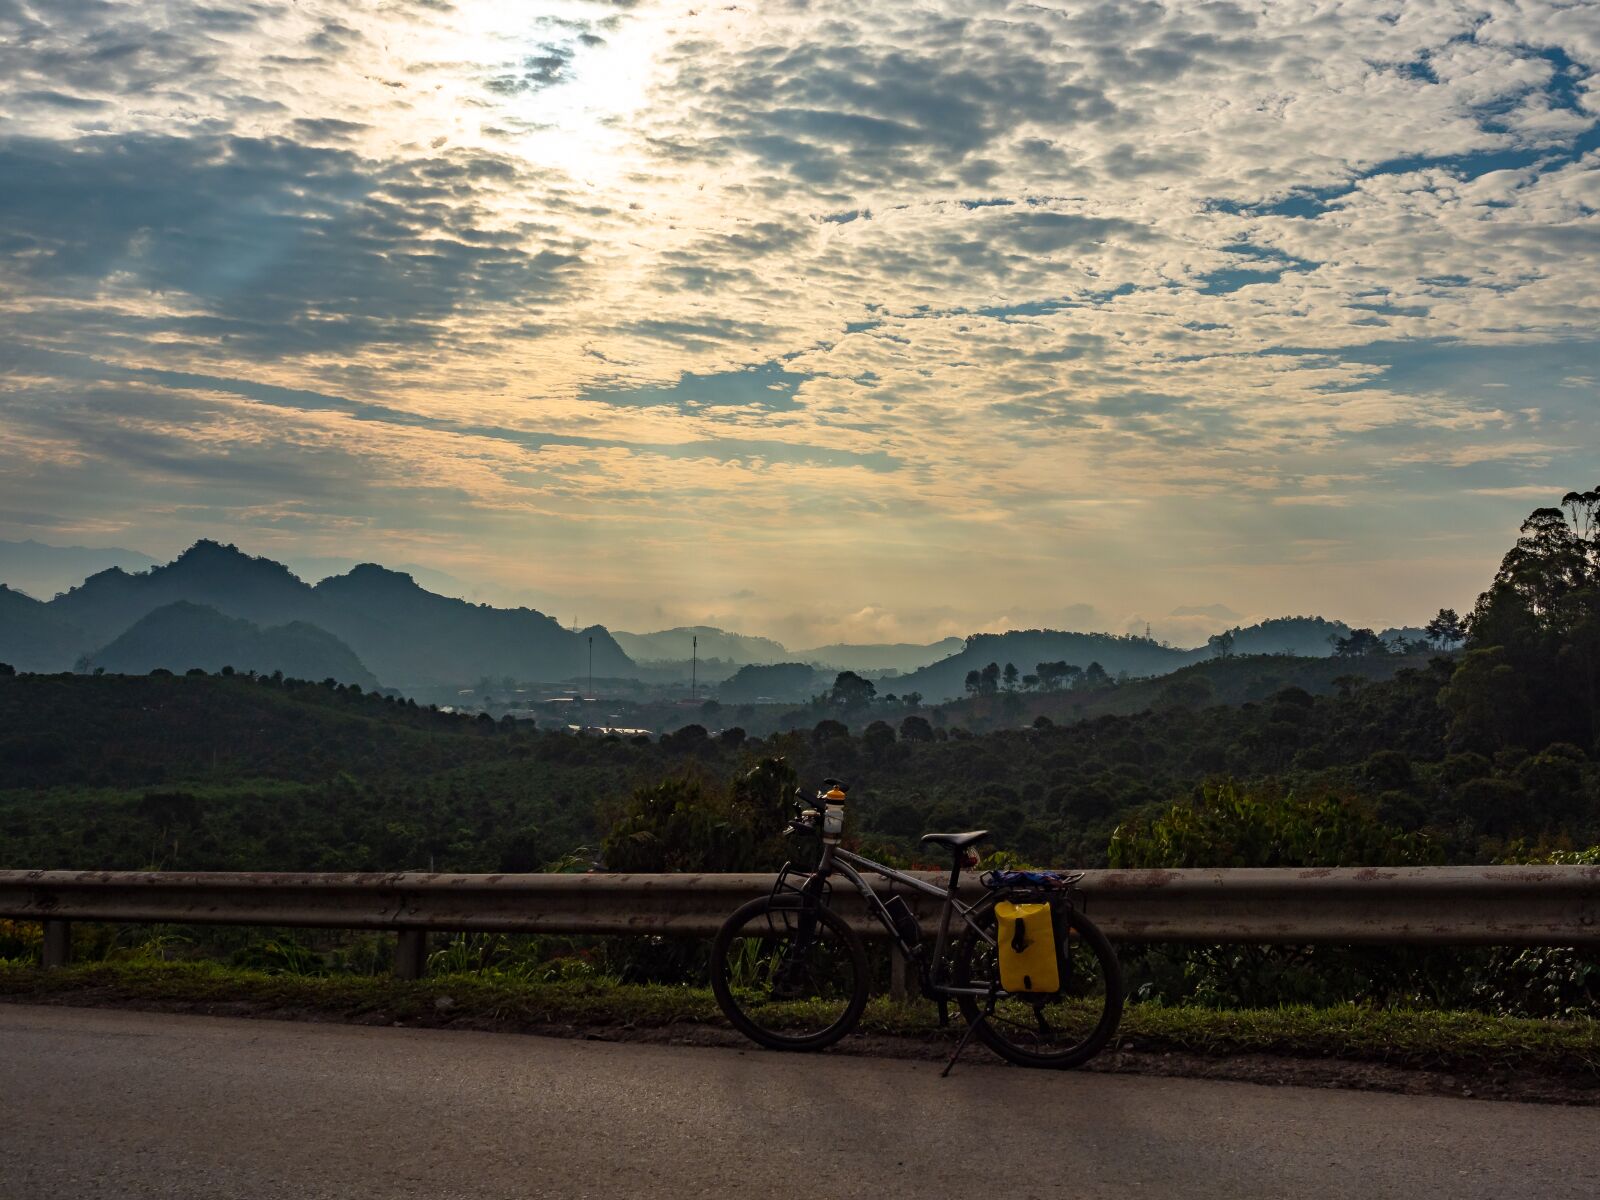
[995,899,1060,994]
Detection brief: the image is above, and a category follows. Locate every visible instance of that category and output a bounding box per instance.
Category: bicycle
[711,779,1123,1071]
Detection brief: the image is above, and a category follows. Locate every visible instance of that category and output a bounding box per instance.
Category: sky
[1,1,1597,649]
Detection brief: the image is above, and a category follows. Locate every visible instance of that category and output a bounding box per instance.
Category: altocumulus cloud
[0,0,1597,638]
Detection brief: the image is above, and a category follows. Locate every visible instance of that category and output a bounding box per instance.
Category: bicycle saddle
[918,830,990,851]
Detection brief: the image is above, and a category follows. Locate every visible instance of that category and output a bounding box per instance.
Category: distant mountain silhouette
[613,626,790,665]
[44,541,633,688]
[0,585,88,672]
[0,539,157,602]
[612,628,968,675]
[80,601,378,688]
[895,616,1438,700]
[313,563,631,686]
[1222,616,1350,656]
[7,538,1434,695]
[51,540,318,647]
[898,630,1191,700]
[796,638,965,674]
[1211,617,1433,656]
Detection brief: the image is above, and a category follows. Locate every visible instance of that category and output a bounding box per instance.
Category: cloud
[0,0,1597,640]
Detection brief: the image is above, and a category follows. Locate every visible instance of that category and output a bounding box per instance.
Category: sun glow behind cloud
[0,1,1597,642]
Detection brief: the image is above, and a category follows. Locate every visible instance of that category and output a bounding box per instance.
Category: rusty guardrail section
[3,865,1598,977]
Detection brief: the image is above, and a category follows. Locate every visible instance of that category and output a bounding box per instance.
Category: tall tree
[1333,628,1386,657]
[1424,608,1466,649]
[829,671,877,709]
[980,662,1001,695]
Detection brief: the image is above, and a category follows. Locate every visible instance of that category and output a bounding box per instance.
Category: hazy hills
[81,602,380,689]
[794,638,966,674]
[612,626,790,665]
[0,537,1437,699]
[14,541,632,689]
[0,585,88,674]
[611,627,966,677]
[889,619,1439,701]
[0,539,157,601]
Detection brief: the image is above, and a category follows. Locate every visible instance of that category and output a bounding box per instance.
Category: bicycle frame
[805,840,1000,1000]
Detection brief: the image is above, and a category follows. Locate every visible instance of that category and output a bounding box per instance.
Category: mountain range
[4,541,631,689]
[0,537,1436,699]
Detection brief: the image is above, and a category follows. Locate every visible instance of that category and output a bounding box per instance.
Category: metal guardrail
[3,866,1597,979]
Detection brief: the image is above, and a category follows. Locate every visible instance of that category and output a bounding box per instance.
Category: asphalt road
[2,1005,1596,1199]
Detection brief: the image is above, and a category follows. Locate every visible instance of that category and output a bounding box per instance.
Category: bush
[1109,779,1436,869]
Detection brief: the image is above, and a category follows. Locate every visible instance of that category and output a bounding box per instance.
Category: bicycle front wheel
[711,894,869,1051]
[953,897,1123,1069]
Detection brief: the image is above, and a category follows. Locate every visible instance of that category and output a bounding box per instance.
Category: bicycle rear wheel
[711,894,868,1051]
[953,896,1123,1069]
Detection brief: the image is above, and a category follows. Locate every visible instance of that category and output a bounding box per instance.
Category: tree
[862,720,896,759]
[1424,608,1466,649]
[964,669,982,697]
[898,714,934,742]
[980,662,1001,695]
[1002,662,1020,691]
[1562,486,1600,543]
[1208,629,1236,658]
[1035,661,1069,691]
[902,691,923,709]
[601,758,797,873]
[829,671,877,709]
[1483,508,1590,636]
[1437,647,1522,750]
[812,719,849,744]
[1465,497,1600,747]
[661,724,709,752]
[1083,661,1108,687]
[497,826,543,873]
[1333,628,1386,657]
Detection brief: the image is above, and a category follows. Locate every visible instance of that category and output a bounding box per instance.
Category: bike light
[963,848,982,869]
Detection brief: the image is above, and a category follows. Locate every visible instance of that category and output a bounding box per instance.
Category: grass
[3,958,1597,1080]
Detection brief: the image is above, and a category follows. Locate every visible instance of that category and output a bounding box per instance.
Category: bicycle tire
[711,894,869,1051]
[952,895,1123,1069]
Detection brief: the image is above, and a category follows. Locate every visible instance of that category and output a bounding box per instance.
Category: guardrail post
[42,919,71,969]
[393,930,427,980]
[890,944,912,1003]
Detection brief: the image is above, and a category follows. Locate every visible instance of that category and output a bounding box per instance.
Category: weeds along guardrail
[3,866,1597,980]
